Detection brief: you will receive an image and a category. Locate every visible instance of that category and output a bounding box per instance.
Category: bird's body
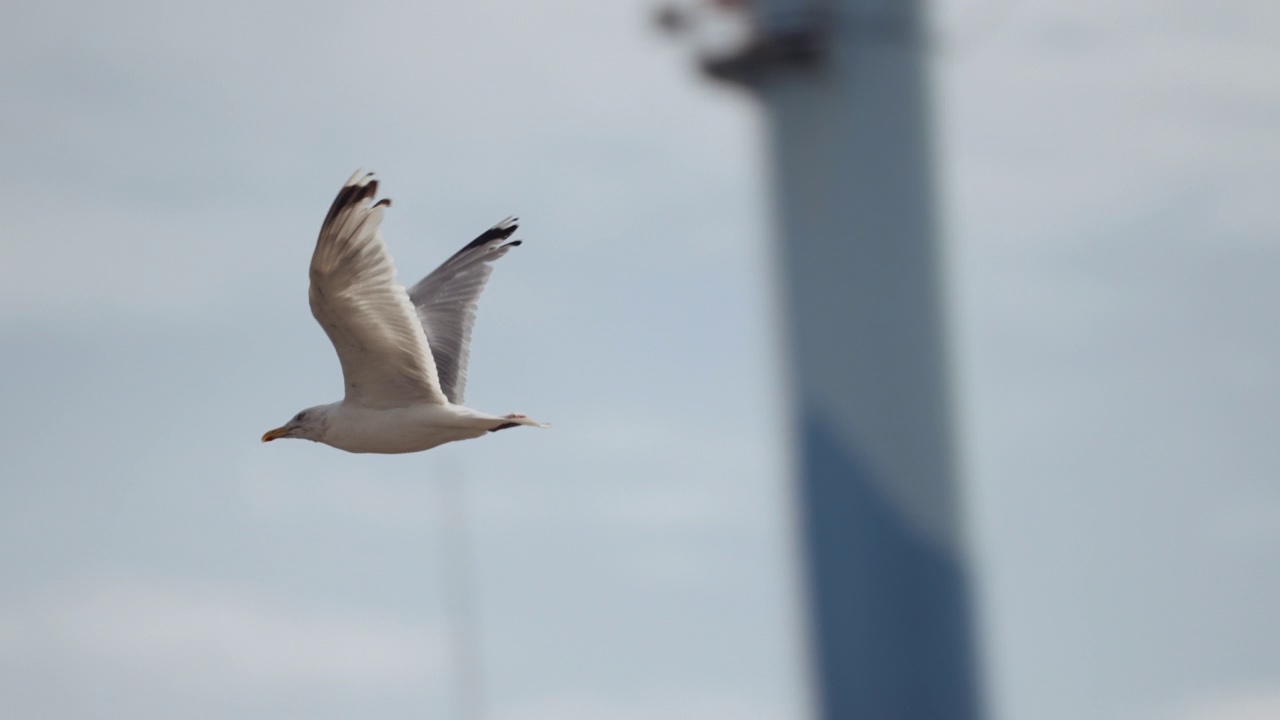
[262,171,546,454]
[301,401,537,455]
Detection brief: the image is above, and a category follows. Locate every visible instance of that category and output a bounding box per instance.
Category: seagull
[262,171,547,453]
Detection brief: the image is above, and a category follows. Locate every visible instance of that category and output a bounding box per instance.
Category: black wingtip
[480,218,518,242]
[321,172,385,229]
[450,217,521,258]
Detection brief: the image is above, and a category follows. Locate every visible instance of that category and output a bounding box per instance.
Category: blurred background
[1,1,1277,719]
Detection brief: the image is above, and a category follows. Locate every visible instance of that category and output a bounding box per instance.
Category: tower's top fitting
[655,0,829,86]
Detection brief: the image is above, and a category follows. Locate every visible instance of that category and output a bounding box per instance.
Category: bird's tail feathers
[488,414,551,433]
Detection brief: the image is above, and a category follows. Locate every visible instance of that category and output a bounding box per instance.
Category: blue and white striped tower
[701,1,982,717]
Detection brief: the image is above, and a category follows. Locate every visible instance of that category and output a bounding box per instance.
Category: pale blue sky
[1,1,1277,719]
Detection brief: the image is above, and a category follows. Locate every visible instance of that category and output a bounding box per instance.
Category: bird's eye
[294,413,305,423]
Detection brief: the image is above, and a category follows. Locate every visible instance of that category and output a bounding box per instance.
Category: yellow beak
[261,427,288,442]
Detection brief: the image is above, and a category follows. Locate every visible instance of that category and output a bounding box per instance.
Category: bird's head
[261,405,331,444]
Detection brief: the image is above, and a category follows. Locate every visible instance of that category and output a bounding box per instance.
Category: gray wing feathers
[408,217,522,404]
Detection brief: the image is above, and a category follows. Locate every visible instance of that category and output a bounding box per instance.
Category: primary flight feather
[262,170,547,453]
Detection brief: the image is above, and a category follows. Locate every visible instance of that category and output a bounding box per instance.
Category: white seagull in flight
[262,171,547,453]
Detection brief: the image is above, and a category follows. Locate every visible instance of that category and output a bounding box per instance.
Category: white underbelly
[324,403,494,454]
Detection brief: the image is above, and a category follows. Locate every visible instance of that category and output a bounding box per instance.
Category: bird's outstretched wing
[408,218,522,404]
[309,171,447,408]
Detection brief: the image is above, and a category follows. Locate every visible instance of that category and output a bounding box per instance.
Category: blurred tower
[666,1,982,717]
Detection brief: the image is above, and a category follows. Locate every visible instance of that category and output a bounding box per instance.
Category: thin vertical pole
[438,468,487,720]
